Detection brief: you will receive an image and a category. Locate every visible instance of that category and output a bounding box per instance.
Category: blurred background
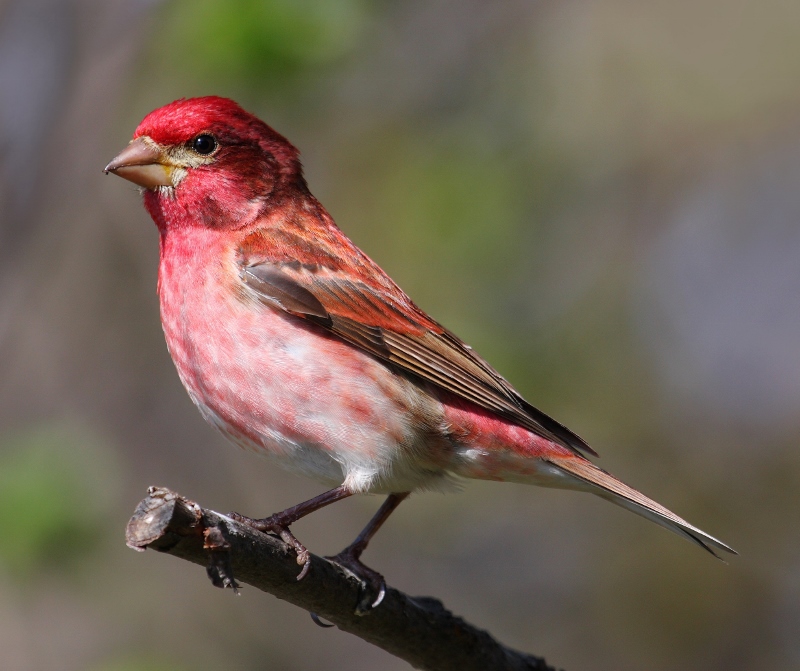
[0,0,798,669]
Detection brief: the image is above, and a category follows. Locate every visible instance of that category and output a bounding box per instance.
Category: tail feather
[546,456,736,557]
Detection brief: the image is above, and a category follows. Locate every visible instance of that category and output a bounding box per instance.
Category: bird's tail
[545,455,736,557]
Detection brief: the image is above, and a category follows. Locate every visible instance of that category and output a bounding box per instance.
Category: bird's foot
[229,511,311,580]
[326,547,386,615]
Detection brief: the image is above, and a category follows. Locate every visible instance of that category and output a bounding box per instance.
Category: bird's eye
[191,134,217,155]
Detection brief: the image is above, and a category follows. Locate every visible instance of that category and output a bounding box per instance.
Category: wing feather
[239,241,596,458]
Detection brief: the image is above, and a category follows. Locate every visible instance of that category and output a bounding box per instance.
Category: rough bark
[126,486,560,671]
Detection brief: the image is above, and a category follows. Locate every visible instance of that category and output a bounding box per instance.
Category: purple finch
[105,97,734,611]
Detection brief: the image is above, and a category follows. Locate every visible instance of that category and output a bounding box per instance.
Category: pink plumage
[105,96,734,610]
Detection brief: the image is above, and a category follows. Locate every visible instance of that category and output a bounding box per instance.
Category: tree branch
[126,487,559,671]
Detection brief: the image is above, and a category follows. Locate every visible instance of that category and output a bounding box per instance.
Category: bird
[105,96,735,612]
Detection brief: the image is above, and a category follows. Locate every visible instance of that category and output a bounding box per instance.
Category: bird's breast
[156,226,451,492]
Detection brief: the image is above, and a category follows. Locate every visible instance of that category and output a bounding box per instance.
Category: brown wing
[238,232,596,458]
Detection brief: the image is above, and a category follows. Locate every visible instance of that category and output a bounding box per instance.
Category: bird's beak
[104,137,174,189]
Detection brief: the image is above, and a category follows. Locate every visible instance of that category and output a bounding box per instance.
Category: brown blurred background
[0,1,798,669]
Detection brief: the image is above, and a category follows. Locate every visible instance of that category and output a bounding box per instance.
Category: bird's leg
[230,484,353,580]
[327,492,410,614]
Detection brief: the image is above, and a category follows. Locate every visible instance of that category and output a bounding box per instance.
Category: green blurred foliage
[154,0,370,89]
[0,425,117,579]
[369,138,523,283]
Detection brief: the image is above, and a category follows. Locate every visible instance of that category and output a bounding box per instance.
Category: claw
[296,555,311,581]
[310,612,335,628]
[356,584,385,615]
[327,550,387,615]
[368,583,386,610]
[230,511,312,581]
[227,485,358,581]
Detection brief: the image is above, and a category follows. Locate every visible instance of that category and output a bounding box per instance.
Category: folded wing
[238,228,596,458]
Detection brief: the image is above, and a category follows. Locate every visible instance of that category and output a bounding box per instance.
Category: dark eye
[191,134,217,155]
